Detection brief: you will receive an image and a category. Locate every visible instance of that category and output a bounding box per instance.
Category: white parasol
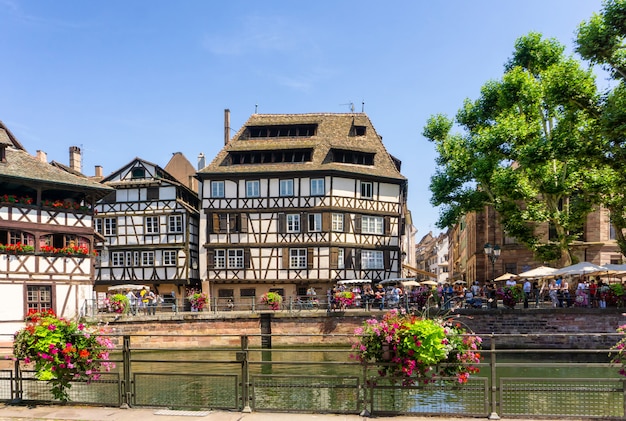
[516,266,558,279]
[107,284,149,291]
[494,272,518,282]
[337,279,371,285]
[552,262,606,277]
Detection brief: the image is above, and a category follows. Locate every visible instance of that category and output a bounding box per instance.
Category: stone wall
[98,307,626,349]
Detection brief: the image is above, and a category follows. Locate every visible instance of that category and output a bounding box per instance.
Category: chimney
[69,146,81,172]
[36,150,47,163]
[197,153,206,170]
[224,108,230,145]
[95,165,103,178]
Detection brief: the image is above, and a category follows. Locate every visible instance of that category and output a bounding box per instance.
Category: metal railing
[1,333,625,419]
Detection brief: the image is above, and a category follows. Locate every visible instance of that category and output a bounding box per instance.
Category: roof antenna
[255,104,258,114]
[340,102,355,112]
[361,101,365,113]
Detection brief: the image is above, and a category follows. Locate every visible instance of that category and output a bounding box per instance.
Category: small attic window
[331,148,374,166]
[0,145,6,163]
[352,126,366,136]
[131,168,146,179]
[245,124,317,138]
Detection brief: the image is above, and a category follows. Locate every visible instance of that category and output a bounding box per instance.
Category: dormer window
[131,168,146,179]
[0,145,6,163]
[351,126,366,136]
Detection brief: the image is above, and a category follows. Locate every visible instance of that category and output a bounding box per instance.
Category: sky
[1,0,609,241]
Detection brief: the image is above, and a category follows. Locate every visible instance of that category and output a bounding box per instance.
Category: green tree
[424,33,601,265]
[577,0,626,257]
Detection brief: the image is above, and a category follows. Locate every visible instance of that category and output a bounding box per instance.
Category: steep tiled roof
[198,113,406,181]
[0,147,112,195]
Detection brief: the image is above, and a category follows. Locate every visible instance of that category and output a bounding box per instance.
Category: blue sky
[1,0,607,240]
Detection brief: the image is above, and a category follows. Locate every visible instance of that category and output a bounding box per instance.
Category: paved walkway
[0,404,587,421]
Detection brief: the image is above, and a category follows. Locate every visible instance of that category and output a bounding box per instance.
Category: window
[504,263,517,274]
[228,249,244,268]
[280,179,294,197]
[146,187,159,200]
[308,213,322,232]
[211,181,225,198]
[141,251,154,266]
[9,231,34,245]
[94,218,102,234]
[332,213,344,232]
[241,288,256,297]
[111,252,124,267]
[214,249,226,269]
[145,216,159,234]
[310,178,325,196]
[287,214,300,233]
[103,218,116,236]
[26,285,52,313]
[168,215,183,233]
[125,252,132,267]
[361,250,383,269]
[246,180,260,198]
[360,181,373,199]
[337,248,345,269]
[290,248,307,269]
[362,215,384,234]
[131,168,145,179]
[163,250,177,266]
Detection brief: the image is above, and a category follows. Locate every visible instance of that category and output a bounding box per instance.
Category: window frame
[211,180,225,198]
[361,215,384,235]
[145,216,160,234]
[104,218,117,236]
[246,180,260,198]
[26,285,52,313]
[214,249,226,269]
[310,178,325,196]
[361,250,384,269]
[337,248,345,269]
[228,249,244,269]
[286,214,301,233]
[111,251,125,267]
[289,248,307,269]
[168,214,183,233]
[332,213,344,232]
[163,250,177,266]
[308,213,322,232]
[360,181,373,199]
[141,251,155,266]
[279,179,294,197]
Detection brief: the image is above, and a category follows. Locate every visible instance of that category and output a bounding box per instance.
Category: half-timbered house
[197,111,408,307]
[0,121,113,337]
[94,157,200,298]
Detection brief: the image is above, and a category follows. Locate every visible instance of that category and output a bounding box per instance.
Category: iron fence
[1,333,625,419]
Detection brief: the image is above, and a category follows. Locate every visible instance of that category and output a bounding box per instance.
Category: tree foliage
[424,33,602,265]
[577,0,626,256]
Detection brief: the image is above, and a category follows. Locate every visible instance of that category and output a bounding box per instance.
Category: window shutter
[212,214,220,234]
[322,213,331,232]
[345,248,353,269]
[278,213,286,233]
[240,213,248,233]
[330,247,338,269]
[354,215,362,234]
[301,212,308,232]
[384,216,391,235]
[307,247,314,269]
[207,250,215,269]
[229,213,237,232]
[384,250,390,270]
[282,248,289,268]
[244,249,251,268]
[354,249,361,270]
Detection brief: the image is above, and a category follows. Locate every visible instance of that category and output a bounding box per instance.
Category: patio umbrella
[516,266,558,279]
[401,280,420,287]
[494,272,518,282]
[421,280,438,286]
[107,284,149,291]
[588,264,626,277]
[337,279,371,285]
[454,280,466,285]
[552,262,606,277]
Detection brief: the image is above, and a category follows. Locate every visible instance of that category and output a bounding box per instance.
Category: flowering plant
[611,324,626,376]
[107,294,128,314]
[0,194,33,205]
[497,285,523,308]
[11,309,115,402]
[351,309,481,385]
[335,291,355,307]
[0,243,35,254]
[260,292,283,310]
[186,289,208,310]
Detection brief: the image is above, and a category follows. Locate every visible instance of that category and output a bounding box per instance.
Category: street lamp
[483,243,501,281]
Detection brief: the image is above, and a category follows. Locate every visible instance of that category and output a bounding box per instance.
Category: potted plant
[260,292,283,310]
[186,289,208,311]
[335,291,355,308]
[497,285,523,308]
[351,309,482,385]
[611,324,626,376]
[108,294,129,314]
[11,309,115,402]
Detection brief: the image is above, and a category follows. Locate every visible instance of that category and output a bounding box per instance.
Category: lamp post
[483,243,501,281]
